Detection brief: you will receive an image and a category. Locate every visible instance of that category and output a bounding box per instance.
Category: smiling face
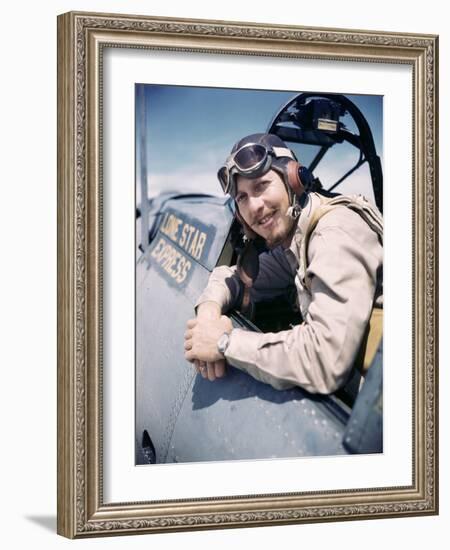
[235,170,296,249]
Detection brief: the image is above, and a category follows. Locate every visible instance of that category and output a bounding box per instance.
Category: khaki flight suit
[195,192,383,394]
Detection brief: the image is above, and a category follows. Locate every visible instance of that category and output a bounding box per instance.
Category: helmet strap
[286,195,302,219]
[285,160,307,218]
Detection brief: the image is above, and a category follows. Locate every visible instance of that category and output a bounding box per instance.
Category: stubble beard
[263,215,296,249]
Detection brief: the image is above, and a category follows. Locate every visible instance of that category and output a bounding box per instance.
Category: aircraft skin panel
[167,367,348,463]
[136,245,211,464]
[136,195,235,463]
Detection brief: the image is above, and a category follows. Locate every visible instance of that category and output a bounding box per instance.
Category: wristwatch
[217,331,232,356]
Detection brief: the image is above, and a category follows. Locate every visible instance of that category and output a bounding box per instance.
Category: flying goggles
[218,142,295,196]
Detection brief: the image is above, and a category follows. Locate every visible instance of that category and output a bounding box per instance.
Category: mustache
[249,209,276,227]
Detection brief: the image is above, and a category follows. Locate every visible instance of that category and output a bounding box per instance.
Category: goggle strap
[271,146,295,159]
[219,144,296,194]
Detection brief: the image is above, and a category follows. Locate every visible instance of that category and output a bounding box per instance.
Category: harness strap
[236,240,259,317]
[301,195,383,287]
[357,306,383,373]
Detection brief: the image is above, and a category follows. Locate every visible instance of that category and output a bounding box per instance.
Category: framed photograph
[134,83,385,470]
[57,11,438,538]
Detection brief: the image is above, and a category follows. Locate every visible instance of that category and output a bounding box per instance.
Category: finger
[186,319,197,329]
[206,362,216,382]
[214,359,226,379]
[185,349,196,362]
[201,361,208,378]
[197,360,208,378]
[184,339,193,351]
[184,329,193,340]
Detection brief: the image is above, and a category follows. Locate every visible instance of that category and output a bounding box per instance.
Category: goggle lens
[233,143,267,172]
[218,142,293,195]
[218,143,270,194]
[218,166,229,192]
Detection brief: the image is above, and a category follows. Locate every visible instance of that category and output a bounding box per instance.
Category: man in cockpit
[184,133,383,394]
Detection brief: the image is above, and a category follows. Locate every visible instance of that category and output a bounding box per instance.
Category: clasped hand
[184,313,233,381]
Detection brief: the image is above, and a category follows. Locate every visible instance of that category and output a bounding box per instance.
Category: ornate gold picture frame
[57,11,438,538]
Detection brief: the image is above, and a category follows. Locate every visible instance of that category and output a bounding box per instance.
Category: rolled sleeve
[194,265,242,313]
[225,328,295,390]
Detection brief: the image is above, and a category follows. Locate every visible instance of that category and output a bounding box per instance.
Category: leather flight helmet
[218,133,308,240]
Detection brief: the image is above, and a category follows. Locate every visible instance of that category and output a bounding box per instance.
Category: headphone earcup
[286,160,306,197]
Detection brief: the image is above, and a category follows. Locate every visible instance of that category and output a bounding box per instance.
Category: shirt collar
[283,193,322,265]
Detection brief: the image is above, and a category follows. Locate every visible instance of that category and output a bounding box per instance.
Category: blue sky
[136,84,383,204]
